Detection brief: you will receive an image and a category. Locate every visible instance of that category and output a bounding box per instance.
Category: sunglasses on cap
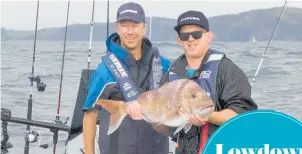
[179,31,204,41]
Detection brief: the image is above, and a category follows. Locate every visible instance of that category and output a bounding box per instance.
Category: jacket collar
[105,32,153,65]
[170,49,211,78]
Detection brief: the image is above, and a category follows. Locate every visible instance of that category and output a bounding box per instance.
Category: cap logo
[120,9,138,14]
[180,17,200,22]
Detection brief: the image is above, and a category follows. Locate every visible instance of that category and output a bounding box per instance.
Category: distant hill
[209,7,302,41]
[2,7,302,42]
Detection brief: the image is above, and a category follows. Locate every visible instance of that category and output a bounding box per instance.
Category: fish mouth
[194,102,214,117]
[201,102,214,110]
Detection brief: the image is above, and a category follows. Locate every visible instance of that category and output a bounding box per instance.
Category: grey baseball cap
[116,2,146,23]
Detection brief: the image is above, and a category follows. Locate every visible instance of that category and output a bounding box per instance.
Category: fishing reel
[27,76,46,92]
[50,116,69,133]
[24,130,49,149]
[25,130,40,143]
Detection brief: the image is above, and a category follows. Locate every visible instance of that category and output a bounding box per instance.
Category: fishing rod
[107,0,110,39]
[149,16,152,40]
[52,1,71,154]
[85,0,108,90]
[1,1,71,153]
[23,0,47,154]
[149,3,152,40]
[86,0,96,96]
[251,0,287,87]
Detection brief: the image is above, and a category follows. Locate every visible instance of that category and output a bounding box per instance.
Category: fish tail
[95,99,127,135]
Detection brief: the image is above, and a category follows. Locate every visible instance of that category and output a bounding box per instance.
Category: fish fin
[151,122,161,128]
[153,121,164,128]
[183,123,192,134]
[95,99,127,135]
[160,82,169,88]
[142,113,152,123]
[173,124,187,136]
[143,117,152,123]
[107,111,127,135]
[95,99,125,113]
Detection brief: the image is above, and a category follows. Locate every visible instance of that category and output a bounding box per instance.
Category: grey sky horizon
[2,0,302,31]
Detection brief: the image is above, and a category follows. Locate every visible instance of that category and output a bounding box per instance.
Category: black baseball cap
[116,2,146,23]
[174,10,209,32]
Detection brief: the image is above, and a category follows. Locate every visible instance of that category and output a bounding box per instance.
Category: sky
[1,0,302,31]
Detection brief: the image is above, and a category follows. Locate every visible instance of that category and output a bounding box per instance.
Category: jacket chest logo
[200,70,211,78]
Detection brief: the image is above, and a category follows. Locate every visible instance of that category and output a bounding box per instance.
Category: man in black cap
[82,2,171,154]
[154,10,258,154]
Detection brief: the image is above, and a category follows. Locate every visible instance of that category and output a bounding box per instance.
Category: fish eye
[192,93,196,98]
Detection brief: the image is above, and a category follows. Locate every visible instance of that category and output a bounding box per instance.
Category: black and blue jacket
[83,32,171,154]
[160,49,258,154]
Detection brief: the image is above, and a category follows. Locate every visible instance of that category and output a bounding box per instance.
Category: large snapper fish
[95,79,214,135]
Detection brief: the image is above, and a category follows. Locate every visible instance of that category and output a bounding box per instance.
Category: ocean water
[1,40,302,154]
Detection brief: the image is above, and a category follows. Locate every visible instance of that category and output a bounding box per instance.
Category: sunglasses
[179,31,204,41]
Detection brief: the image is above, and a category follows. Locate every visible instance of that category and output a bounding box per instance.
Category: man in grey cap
[154,10,257,154]
[82,1,171,154]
